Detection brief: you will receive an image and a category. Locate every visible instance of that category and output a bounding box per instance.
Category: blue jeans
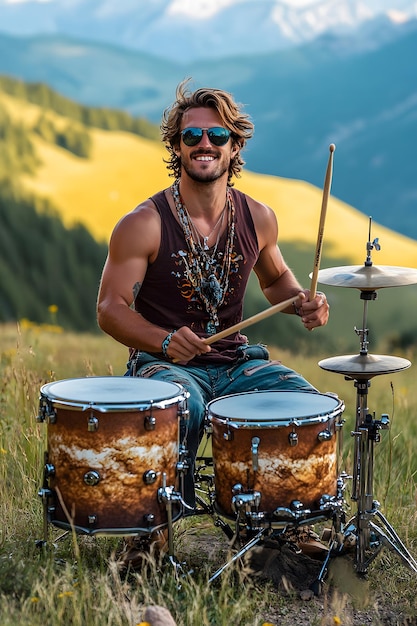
[126,346,316,506]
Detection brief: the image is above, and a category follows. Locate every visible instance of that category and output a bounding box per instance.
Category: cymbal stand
[350,287,376,501]
[343,291,417,575]
[346,376,417,574]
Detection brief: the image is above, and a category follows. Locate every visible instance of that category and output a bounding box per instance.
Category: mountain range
[0,0,416,241]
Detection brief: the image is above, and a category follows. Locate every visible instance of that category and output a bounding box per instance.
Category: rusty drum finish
[207,390,345,518]
[39,377,187,535]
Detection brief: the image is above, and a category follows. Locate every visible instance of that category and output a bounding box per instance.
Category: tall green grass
[1,323,416,625]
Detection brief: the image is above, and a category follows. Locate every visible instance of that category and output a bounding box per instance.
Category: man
[97,79,329,563]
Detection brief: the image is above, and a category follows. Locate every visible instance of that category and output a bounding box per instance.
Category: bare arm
[97,199,210,362]
[248,197,329,330]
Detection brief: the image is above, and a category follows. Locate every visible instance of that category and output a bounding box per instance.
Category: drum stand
[193,454,349,584]
[157,449,198,575]
[318,285,417,581]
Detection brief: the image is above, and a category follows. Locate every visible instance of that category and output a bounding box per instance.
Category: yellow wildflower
[333,618,342,625]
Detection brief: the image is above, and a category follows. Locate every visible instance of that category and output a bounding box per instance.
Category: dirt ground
[174,520,417,626]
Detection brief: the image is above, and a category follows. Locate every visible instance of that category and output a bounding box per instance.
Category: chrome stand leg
[208,528,267,584]
[165,498,175,558]
[312,537,341,595]
[365,508,417,573]
[158,471,195,575]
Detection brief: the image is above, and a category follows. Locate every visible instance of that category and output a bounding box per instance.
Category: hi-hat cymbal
[311,264,417,290]
[319,353,411,379]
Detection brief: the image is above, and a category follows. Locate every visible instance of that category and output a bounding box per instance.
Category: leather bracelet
[161,330,176,358]
[293,302,302,317]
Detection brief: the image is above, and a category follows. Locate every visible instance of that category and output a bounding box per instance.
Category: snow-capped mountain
[0,0,415,61]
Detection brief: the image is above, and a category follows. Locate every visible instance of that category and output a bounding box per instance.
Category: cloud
[4,0,54,4]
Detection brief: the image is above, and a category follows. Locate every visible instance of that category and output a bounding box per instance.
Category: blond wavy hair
[161,79,254,183]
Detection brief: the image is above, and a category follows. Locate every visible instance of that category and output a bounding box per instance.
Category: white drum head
[40,376,185,411]
[207,390,343,427]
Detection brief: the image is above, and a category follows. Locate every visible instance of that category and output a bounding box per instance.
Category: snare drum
[38,377,188,535]
[207,390,344,518]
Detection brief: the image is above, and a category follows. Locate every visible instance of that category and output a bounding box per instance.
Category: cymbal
[319,353,411,379]
[311,264,417,290]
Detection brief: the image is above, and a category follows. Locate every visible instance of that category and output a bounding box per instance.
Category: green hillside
[0,181,107,331]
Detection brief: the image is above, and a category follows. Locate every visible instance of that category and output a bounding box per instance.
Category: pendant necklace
[190,205,226,251]
[171,179,236,334]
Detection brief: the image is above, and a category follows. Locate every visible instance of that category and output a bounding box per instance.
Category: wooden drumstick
[309,143,335,300]
[203,295,300,345]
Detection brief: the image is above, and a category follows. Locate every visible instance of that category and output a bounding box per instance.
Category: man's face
[175,107,238,184]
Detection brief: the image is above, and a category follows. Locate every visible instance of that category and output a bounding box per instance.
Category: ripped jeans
[126,345,316,506]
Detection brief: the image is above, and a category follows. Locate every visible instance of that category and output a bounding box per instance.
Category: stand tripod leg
[166,500,175,558]
[369,512,417,573]
[208,529,266,584]
[309,536,343,595]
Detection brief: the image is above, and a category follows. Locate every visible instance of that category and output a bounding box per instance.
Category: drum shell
[40,377,185,534]
[208,391,344,518]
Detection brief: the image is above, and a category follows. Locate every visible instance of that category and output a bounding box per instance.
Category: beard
[181,152,230,183]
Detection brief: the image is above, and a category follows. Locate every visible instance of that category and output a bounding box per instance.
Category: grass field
[1,322,417,625]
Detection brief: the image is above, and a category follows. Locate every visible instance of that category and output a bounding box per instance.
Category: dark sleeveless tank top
[134,187,259,364]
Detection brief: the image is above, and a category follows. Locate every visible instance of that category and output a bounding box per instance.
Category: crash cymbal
[311,264,417,290]
[319,353,411,379]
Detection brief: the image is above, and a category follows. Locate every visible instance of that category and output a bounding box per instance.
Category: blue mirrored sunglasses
[180,127,231,147]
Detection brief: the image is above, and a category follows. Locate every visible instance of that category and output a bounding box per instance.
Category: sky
[1,0,343,5]
[2,0,411,13]
[3,0,318,3]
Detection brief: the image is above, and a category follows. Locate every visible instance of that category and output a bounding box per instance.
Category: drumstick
[309,143,335,300]
[203,295,299,345]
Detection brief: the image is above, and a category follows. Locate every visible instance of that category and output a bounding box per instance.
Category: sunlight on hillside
[237,171,417,266]
[24,129,171,243]
[4,91,417,266]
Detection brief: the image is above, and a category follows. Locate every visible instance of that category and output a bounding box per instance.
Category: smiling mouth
[192,149,218,161]
[195,155,215,162]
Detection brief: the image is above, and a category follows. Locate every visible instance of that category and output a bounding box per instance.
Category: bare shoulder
[112,197,160,236]
[109,197,162,261]
[244,193,278,247]
[244,194,277,221]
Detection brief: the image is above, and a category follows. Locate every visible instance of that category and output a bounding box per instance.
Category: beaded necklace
[171,178,236,335]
